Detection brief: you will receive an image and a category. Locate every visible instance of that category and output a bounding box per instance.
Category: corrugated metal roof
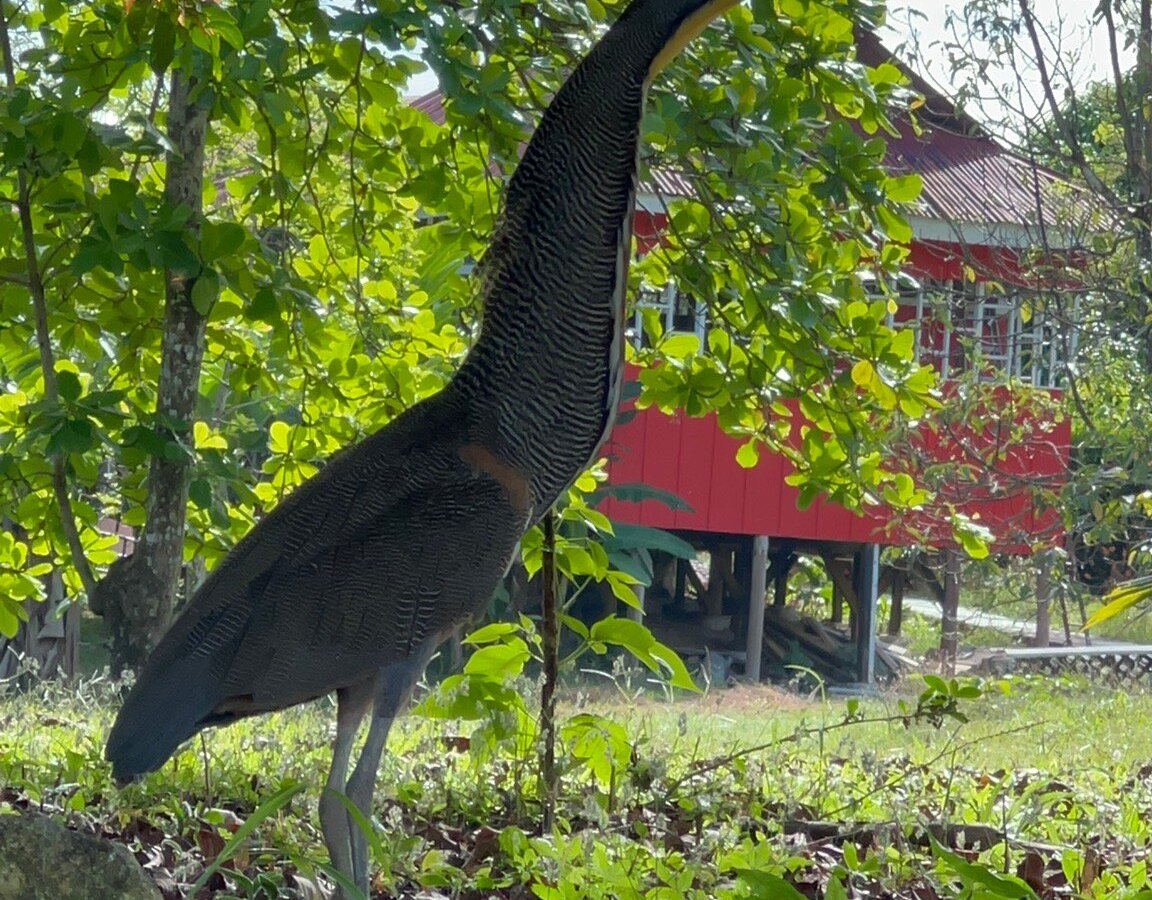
[854,28,1093,232]
[887,127,1073,229]
[638,166,695,199]
[409,90,446,125]
[407,35,1091,234]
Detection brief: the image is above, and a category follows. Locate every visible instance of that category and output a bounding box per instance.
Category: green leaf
[188,477,212,509]
[193,421,227,451]
[734,870,808,900]
[248,287,280,323]
[851,359,875,387]
[590,616,654,650]
[561,614,590,640]
[589,616,698,691]
[592,482,692,512]
[930,837,1039,898]
[191,270,220,315]
[463,639,530,680]
[56,370,82,403]
[464,622,521,645]
[204,5,245,50]
[875,204,912,244]
[884,173,923,203]
[736,440,760,468]
[923,674,948,696]
[0,599,20,638]
[660,333,700,359]
[603,522,695,559]
[48,419,95,455]
[201,221,247,263]
[268,421,292,454]
[187,784,305,896]
[561,713,630,785]
[649,640,697,690]
[825,874,849,900]
[606,547,653,585]
[150,13,176,75]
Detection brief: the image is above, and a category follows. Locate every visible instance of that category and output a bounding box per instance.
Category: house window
[914,279,1069,387]
[1015,297,1069,389]
[872,275,1072,388]
[630,283,707,349]
[865,271,925,361]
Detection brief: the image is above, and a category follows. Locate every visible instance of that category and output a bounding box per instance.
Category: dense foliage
[0,0,933,646]
[940,0,1152,615]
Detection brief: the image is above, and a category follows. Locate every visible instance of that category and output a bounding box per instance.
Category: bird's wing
[211,453,531,711]
[107,393,532,777]
[144,396,457,665]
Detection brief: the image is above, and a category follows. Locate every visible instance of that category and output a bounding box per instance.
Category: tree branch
[1099,0,1141,193]
[1018,0,1120,209]
[0,0,99,600]
[1139,0,1152,223]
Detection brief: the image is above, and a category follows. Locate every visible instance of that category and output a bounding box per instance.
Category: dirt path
[902,596,1132,648]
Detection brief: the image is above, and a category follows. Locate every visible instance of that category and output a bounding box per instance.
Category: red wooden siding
[601,390,1070,550]
[605,224,1072,550]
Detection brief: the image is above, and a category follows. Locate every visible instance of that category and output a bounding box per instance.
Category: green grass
[4,674,1152,898]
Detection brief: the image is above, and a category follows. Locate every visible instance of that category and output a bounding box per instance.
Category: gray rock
[0,811,160,900]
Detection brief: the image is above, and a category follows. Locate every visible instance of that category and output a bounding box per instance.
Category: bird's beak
[647,0,741,83]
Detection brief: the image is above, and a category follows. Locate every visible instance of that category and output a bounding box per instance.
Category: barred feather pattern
[458,1,711,519]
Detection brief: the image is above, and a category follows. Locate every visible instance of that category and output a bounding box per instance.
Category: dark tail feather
[105,654,220,781]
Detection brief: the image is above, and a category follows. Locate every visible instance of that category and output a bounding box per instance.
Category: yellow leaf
[1083,576,1152,631]
[851,360,875,387]
[194,421,228,451]
[736,440,759,468]
[869,376,898,410]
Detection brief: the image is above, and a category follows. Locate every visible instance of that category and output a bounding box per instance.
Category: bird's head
[615,0,741,83]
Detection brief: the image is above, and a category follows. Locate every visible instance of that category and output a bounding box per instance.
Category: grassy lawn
[3,674,1152,897]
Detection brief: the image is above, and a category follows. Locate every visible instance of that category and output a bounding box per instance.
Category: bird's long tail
[105,652,223,782]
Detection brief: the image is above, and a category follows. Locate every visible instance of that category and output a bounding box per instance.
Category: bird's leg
[320,678,375,900]
[343,642,438,895]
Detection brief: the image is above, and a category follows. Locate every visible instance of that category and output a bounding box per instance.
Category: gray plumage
[106,0,733,895]
[105,395,529,776]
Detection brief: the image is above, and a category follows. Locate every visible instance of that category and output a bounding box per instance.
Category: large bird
[106,0,737,895]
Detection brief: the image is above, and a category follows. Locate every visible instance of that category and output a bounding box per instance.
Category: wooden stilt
[771,550,794,608]
[887,567,905,637]
[628,583,645,623]
[705,549,730,618]
[674,557,687,606]
[774,566,788,607]
[824,555,859,633]
[745,536,769,682]
[853,545,880,684]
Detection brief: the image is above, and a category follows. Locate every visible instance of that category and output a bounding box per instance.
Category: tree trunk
[940,551,961,676]
[1034,551,1052,648]
[93,70,210,674]
[704,549,728,617]
[1136,0,1152,369]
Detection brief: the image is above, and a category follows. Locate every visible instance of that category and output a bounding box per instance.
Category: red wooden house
[413,32,1079,682]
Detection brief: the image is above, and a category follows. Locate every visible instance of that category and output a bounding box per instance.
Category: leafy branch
[0,0,98,602]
